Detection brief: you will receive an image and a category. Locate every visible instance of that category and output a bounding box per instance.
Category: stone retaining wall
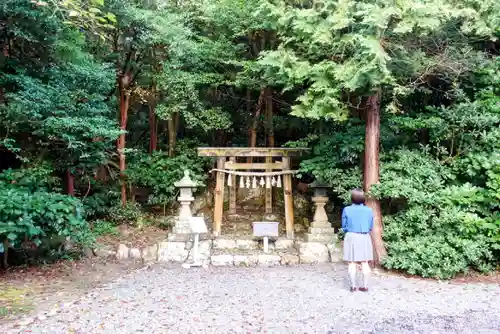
[113,236,343,267]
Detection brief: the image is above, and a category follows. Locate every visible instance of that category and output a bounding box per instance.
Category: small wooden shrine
[197,147,309,239]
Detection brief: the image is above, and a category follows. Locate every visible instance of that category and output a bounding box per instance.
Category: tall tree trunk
[247,89,265,162]
[364,90,387,264]
[117,74,131,206]
[149,105,157,153]
[167,112,179,157]
[66,170,75,196]
[148,75,158,153]
[265,87,274,147]
[246,89,252,148]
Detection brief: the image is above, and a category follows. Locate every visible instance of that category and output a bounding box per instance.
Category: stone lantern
[305,180,336,243]
[172,170,197,235]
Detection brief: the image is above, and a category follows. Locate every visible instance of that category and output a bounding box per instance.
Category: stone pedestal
[170,170,197,239]
[171,196,193,235]
[305,196,336,243]
[172,219,191,235]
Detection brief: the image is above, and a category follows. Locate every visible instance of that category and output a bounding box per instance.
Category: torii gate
[197,147,309,239]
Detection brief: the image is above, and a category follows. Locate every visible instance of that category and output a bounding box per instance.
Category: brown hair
[351,189,365,204]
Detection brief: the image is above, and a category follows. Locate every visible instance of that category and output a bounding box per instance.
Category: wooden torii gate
[197,147,309,239]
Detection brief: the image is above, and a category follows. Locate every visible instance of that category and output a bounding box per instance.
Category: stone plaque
[189,217,208,234]
[252,222,279,237]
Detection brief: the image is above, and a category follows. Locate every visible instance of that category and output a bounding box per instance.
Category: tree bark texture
[363,90,387,264]
[247,89,265,163]
[148,105,157,153]
[148,79,158,153]
[265,87,274,147]
[66,170,75,196]
[117,73,131,206]
[167,112,179,157]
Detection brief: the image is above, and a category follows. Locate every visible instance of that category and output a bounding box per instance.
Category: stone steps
[113,231,342,267]
[211,249,298,267]
[213,237,295,251]
[155,236,342,267]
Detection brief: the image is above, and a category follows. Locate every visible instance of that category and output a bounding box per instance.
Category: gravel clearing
[1,264,499,333]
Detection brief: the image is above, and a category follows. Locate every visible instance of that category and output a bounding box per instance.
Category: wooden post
[265,156,272,214]
[213,157,226,236]
[282,157,294,239]
[229,157,236,214]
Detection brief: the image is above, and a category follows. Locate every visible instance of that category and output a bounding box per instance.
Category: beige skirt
[343,232,374,262]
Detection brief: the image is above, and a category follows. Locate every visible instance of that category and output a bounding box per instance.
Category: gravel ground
[1,264,499,334]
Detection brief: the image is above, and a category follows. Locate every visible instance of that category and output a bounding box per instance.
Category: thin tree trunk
[167,112,178,157]
[117,74,131,206]
[246,89,252,148]
[265,87,274,147]
[364,90,387,264]
[267,32,276,147]
[247,89,265,162]
[149,74,158,153]
[66,170,75,196]
[149,105,157,153]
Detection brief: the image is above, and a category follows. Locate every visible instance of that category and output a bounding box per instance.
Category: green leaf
[89,7,102,14]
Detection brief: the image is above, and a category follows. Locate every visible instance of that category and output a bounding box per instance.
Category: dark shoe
[359,287,368,292]
[350,287,357,292]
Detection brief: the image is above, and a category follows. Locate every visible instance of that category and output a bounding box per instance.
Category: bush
[91,220,119,237]
[382,234,493,279]
[108,201,143,226]
[376,151,499,279]
[0,182,93,251]
[126,148,209,207]
[0,164,60,192]
[83,187,120,219]
[382,204,495,279]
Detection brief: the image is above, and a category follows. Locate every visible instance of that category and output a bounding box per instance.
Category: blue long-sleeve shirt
[341,204,374,233]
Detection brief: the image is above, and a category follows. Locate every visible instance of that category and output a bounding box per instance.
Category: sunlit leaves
[43,0,117,38]
[256,0,498,121]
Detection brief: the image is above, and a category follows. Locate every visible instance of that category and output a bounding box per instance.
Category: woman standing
[342,189,374,292]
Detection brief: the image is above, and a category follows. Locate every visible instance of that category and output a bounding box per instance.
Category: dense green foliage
[1,0,498,277]
[126,145,210,207]
[0,167,92,251]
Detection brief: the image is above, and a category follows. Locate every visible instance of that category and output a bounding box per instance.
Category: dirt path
[0,257,145,322]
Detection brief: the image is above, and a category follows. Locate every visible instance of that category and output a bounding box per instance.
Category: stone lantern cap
[309,179,330,197]
[174,170,197,188]
[309,179,330,188]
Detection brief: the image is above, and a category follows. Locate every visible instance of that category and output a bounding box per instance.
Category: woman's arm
[369,211,374,232]
[341,208,348,232]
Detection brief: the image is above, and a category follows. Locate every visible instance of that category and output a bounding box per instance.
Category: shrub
[126,148,209,207]
[381,204,495,279]
[108,201,143,225]
[0,182,93,251]
[0,164,60,192]
[376,150,499,279]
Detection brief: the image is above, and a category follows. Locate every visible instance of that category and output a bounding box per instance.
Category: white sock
[348,262,356,288]
[361,262,371,288]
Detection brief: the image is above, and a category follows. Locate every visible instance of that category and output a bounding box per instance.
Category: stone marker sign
[252,221,279,237]
[252,221,279,253]
[190,216,208,234]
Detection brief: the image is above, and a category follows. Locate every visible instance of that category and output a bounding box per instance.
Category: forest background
[0,0,498,279]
